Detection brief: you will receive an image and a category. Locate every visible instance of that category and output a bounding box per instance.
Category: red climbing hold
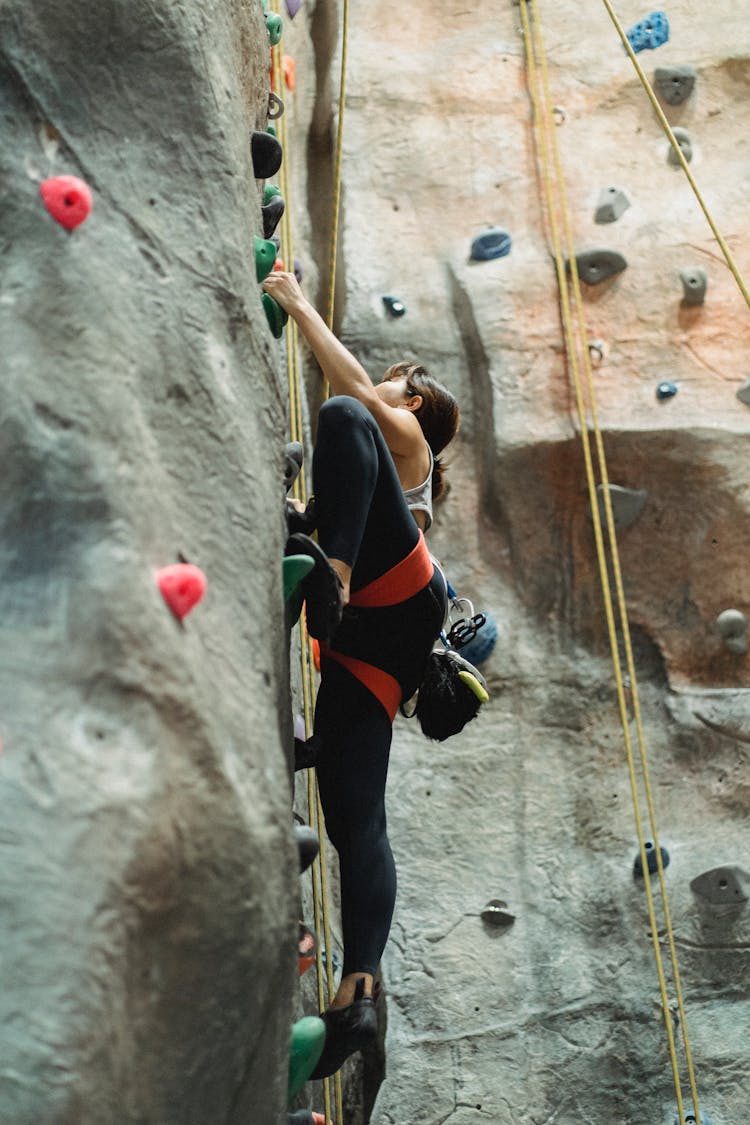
[157,563,207,620]
[40,176,93,231]
[283,55,296,92]
[273,256,284,272]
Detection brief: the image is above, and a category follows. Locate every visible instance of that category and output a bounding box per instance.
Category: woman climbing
[264,270,460,1077]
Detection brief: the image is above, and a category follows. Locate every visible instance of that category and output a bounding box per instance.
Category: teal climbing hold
[264,183,282,203]
[283,554,314,602]
[570,249,627,285]
[265,10,283,45]
[625,11,669,53]
[382,295,406,317]
[263,292,289,338]
[288,1016,326,1101]
[656,381,678,400]
[255,235,277,283]
[470,227,512,261]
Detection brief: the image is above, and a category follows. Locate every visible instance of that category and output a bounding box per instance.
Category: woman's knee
[317,395,373,437]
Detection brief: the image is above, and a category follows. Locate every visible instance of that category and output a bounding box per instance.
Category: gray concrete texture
[0,1,299,1122]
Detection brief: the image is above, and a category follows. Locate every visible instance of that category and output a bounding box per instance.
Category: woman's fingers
[262,270,304,312]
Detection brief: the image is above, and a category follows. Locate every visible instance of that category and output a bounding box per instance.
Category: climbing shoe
[285,533,344,643]
[294,823,320,873]
[287,1112,327,1125]
[294,732,321,771]
[309,977,378,1079]
[286,496,317,536]
[284,441,304,493]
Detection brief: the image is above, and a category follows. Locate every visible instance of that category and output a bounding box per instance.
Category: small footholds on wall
[157,563,207,620]
[570,249,628,285]
[594,186,630,224]
[690,865,749,906]
[470,227,512,262]
[654,65,697,106]
[552,105,566,125]
[656,380,678,400]
[254,235,278,283]
[40,175,93,231]
[667,127,693,165]
[595,484,648,531]
[251,130,283,179]
[680,267,707,306]
[735,378,750,407]
[265,10,283,45]
[262,189,285,239]
[633,841,670,878]
[678,1114,712,1125]
[480,900,516,927]
[263,292,288,338]
[588,339,606,366]
[625,10,670,54]
[382,295,406,317]
[715,608,748,655]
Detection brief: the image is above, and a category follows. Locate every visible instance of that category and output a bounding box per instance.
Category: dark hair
[415,652,482,741]
[382,362,459,499]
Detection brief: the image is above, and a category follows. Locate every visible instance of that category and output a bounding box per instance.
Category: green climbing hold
[263,292,289,338]
[283,554,315,602]
[265,11,283,45]
[288,1016,326,1102]
[264,183,283,204]
[255,236,277,283]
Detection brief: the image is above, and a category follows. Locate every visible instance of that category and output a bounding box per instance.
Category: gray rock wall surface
[283,1,750,1122]
[0,2,298,1122]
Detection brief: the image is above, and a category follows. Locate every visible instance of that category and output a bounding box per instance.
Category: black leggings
[312,397,445,977]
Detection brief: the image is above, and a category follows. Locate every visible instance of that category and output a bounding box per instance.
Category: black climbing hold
[654,65,696,106]
[737,378,750,406]
[470,227,512,262]
[680,267,707,306]
[570,249,627,285]
[284,441,303,493]
[382,295,406,317]
[262,193,285,239]
[656,381,678,400]
[595,484,648,530]
[715,609,748,655]
[251,130,283,178]
[633,841,670,878]
[480,899,516,927]
[294,824,320,874]
[676,1112,712,1125]
[690,865,749,906]
[294,734,321,772]
[625,11,669,53]
[667,127,693,165]
[594,186,630,224]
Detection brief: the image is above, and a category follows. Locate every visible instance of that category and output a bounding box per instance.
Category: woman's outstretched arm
[262,272,422,456]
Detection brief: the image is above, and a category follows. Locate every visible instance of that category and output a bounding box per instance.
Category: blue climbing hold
[656,381,678,400]
[458,611,498,667]
[625,11,669,53]
[470,228,512,262]
[382,295,406,317]
[633,841,670,878]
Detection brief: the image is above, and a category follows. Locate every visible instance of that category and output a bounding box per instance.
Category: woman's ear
[403,393,423,413]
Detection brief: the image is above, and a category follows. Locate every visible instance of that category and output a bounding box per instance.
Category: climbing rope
[520,3,702,1123]
[599,0,750,314]
[270,6,346,1120]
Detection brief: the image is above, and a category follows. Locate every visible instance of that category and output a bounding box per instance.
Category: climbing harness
[519,3,704,1122]
[270,0,349,1119]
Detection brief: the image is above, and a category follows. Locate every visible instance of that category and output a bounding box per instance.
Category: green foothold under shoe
[263,291,289,338]
[255,235,277,283]
[288,1016,326,1102]
[283,554,315,602]
[265,11,283,45]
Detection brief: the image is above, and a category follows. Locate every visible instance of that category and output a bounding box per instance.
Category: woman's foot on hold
[309,977,378,1080]
[285,533,346,643]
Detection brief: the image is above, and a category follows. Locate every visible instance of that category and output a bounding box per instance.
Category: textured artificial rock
[0,2,299,1123]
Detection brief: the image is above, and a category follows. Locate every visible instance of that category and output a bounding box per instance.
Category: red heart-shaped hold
[157,563,207,620]
[40,175,93,231]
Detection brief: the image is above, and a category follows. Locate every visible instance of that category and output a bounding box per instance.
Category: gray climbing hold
[667,127,693,165]
[594,186,631,224]
[570,249,627,285]
[480,900,515,927]
[595,484,648,531]
[654,65,697,106]
[716,608,748,655]
[736,378,750,406]
[680,267,707,306]
[690,865,749,906]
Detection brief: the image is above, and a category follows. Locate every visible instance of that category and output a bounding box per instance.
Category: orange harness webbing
[348,531,433,608]
[321,531,435,720]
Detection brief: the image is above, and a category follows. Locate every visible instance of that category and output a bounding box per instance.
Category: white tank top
[402,447,434,531]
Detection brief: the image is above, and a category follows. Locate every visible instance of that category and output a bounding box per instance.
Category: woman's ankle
[330,971,373,1009]
[328,558,352,605]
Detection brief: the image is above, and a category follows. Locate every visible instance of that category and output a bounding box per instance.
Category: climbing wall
[0,2,301,1122]
[286,0,750,1121]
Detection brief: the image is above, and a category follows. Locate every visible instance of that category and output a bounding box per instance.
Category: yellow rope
[521,4,701,1122]
[599,0,750,313]
[270,16,345,1123]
